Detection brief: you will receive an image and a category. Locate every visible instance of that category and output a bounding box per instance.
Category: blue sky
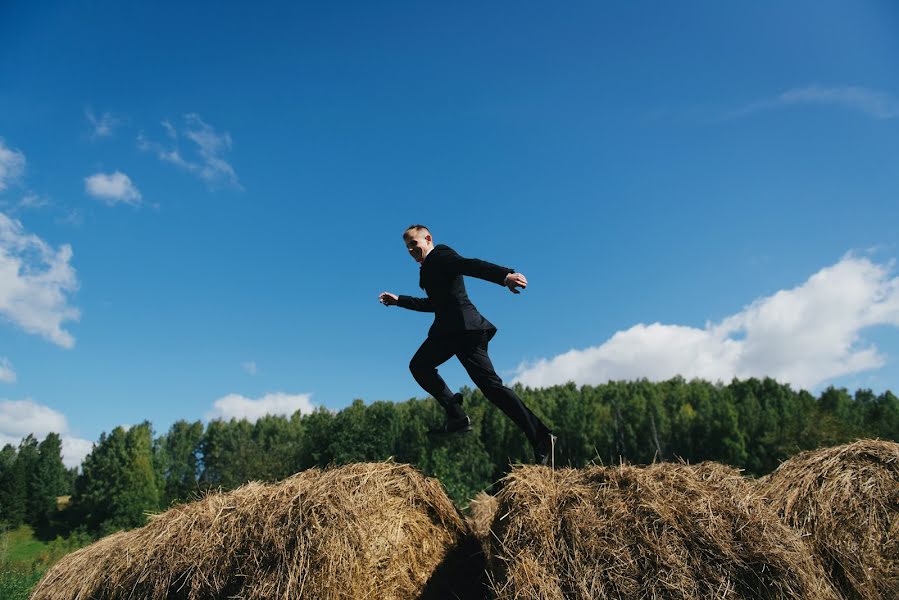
[2,1,899,466]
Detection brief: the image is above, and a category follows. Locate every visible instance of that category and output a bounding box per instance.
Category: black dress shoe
[534,432,557,466]
[428,415,472,436]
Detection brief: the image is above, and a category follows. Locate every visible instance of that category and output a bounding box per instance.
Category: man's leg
[455,331,551,449]
[410,336,466,420]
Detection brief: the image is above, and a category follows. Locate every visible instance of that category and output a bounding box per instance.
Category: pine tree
[70,423,160,534]
[17,435,41,526]
[0,443,23,527]
[32,433,68,530]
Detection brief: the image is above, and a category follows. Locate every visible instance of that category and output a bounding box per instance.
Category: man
[379,224,556,466]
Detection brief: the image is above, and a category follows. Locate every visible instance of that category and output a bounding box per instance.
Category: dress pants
[409,329,549,448]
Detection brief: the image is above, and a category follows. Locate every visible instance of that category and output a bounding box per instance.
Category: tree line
[2,377,897,538]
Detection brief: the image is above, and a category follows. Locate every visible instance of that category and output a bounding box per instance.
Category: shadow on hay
[417,534,489,600]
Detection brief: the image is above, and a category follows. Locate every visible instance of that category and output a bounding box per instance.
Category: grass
[2,525,48,565]
[0,568,43,600]
[1,524,94,599]
[1,525,46,599]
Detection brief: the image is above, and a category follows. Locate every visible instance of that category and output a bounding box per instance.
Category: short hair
[403,224,430,238]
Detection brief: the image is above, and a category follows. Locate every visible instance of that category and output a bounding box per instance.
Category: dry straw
[467,491,498,545]
[758,439,899,600]
[31,462,477,600]
[483,462,841,600]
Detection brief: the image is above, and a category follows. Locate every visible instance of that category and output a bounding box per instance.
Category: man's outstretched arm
[379,291,434,312]
[438,247,528,293]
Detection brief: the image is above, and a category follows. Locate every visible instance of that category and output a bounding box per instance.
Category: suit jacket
[397,244,514,337]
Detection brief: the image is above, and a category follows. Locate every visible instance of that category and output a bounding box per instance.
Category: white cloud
[514,254,899,390]
[0,398,67,439]
[61,437,94,469]
[736,85,899,120]
[84,171,142,206]
[85,108,121,139]
[242,361,258,375]
[0,212,79,347]
[0,398,93,468]
[138,114,241,190]
[0,139,26,192]
[0,358,15,383]
[206,392,315,422]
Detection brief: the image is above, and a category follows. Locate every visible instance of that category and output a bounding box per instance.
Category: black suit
[397,244,550,450]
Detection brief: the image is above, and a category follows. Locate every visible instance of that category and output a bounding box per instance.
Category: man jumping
[379,224,556,465]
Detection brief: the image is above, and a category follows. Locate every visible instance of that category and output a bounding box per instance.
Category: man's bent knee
[409,358,432,378]
[472,374,504,392]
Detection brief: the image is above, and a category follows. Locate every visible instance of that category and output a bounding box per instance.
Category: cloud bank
[206,392,315,422]
[514,254,899,390]
[0,399,94,468]
[84,171,142,206]
[0,212,79,347]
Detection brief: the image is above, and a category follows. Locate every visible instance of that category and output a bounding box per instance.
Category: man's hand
[503,273,528,294]
[379,292,399,306]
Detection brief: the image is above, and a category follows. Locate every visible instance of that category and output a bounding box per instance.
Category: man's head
[403,224,434,263]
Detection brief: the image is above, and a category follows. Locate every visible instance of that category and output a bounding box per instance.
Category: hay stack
[467,491,498,543]
[757,439,899,600]
[32,462,477,600]
[484,462,840,599]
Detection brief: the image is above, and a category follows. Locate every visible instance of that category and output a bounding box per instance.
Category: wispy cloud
[17,192,50,211]
[514,254,899,391]
[734,85,899,120]
[0,212,80,348]
[242,361,258,375]
[205,392,315,422]
[0,398,94,468]
[55,208,83,227]
[84,108,122,139]
[0,358,15,383]
[0,139,26,192]
[84,171,142,206]
[0,192,51,216]
[161,119,177,140]
[139,114,242,190]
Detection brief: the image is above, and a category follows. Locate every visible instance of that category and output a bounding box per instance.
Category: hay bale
[467,491,498,543]
[484,462,840,599]
[32,462,478,600]
[757,439,899,600]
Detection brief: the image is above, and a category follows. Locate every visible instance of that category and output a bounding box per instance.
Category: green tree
[199,419,257,489]
[0,443,23,526]
[32,433,68,530]
[70,423,160,534]
[295,408,336,470]
[251,415,303,481]
[155,420,204,506]
[328,400,400,464]
[17,435,41,526]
